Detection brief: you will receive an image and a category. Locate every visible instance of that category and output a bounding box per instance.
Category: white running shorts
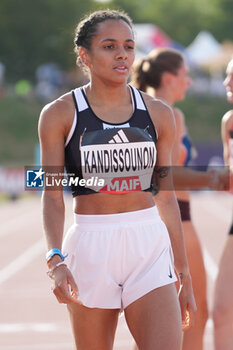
[62,205,177,310]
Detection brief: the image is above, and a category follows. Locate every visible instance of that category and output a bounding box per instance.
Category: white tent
[185,31,222,66]
[202,41,233,71]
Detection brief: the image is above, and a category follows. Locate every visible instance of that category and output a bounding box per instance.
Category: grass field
[0,93,231,165]
[0,95,43,166]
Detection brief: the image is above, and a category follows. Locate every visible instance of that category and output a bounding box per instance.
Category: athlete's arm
[220,111,233,191]
[172,108,220,190]
[147,98,196,327]
[171,107,185,165]
[221,111,233,165]
[38,98,80,304]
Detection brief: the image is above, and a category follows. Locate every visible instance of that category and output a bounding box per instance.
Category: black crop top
[65,84,158,197]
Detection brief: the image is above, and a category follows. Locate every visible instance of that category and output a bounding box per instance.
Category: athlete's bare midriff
[74,191,154,214]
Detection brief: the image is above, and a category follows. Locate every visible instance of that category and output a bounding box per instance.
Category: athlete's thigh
[67,302,120,350]
[214,236,233,315]
[124,283,182,350]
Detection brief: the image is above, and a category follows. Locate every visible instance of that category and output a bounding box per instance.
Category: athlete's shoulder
[222,109,233,126]
[140,91,173,117]
[41,91,74,119]
[38,91,75,142]
[39,91,74,129]
[173,107,185,124]
[172,107,186,136]
[139,92,175,138]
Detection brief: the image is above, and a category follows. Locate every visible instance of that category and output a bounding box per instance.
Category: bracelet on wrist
[47,262,67,278]
[46,248,68,265]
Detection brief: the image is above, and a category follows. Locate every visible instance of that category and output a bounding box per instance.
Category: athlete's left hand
[178,271,197,331]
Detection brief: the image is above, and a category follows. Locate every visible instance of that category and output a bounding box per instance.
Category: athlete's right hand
[48,264,83,305]
[208,169,225,190]
[215,167,232,191]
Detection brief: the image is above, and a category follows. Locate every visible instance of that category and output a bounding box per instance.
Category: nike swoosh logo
[168,265,173,278]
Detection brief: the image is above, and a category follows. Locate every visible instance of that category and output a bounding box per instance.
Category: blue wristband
[46,248,68,263]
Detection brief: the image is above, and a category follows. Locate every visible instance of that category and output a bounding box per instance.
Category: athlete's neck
[85,80,131,108]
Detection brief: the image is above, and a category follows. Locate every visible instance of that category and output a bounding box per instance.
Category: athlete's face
[172,61,192,102]
[81,19,135,84]
[224,60,233,103]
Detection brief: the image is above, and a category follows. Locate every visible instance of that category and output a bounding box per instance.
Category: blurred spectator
[35,63,65,101]
[0,62,5,85]
[0,62,6,98]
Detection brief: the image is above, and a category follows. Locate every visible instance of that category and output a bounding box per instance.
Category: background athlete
[131,48,223,350]
[213,57,233,350]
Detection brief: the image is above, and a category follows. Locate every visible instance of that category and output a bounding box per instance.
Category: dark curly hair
[131,48,184,91]
[74,9,133,72]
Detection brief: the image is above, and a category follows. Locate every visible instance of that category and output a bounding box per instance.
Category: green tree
[110,0,206,45]
[0,0,232,82]
[208,0,233,42]
[110,0,233,46]
[0,0,93,81]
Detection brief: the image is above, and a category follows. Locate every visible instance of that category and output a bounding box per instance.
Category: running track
[0,191,232,349]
